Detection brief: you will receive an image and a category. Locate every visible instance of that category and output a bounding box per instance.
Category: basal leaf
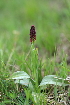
[40,75,69,87]
[9,71,30,79]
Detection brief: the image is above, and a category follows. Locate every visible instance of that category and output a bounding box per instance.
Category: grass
[0,0,70,104]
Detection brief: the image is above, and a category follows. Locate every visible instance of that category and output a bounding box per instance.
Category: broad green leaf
[15,79,32,86]
[9,71,30,79]
[15,79,34,90]
[40,75,69,87]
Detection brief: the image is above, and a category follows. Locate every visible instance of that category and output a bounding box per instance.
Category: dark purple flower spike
[29,25,36,44]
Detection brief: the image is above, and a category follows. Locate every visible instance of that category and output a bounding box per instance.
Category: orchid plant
[8,25,70,105]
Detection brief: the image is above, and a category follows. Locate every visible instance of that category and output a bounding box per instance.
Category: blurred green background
[0,0,70,57]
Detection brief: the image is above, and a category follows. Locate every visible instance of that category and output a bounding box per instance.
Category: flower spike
[29,25,36,44]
